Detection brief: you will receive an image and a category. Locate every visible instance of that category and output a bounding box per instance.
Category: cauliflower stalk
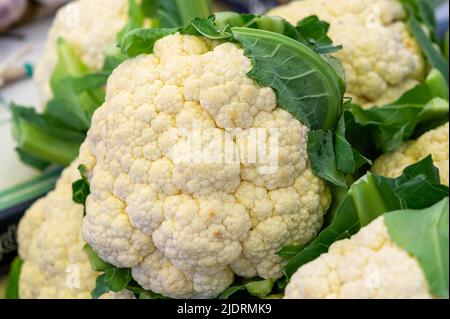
[72,14,350,299]
[281,156,449,299]
[268,0,449,108]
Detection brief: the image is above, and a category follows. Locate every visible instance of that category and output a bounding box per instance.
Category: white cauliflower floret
[17,161,134,299]
[232,170,329,279]
[373,122,449,185]
[268,0,425,108]
[80,34,332,299]
[284,217,432,299]
[238,109,309,190]
[34,0,129,105]
[152,193,251,273]
[133,251,234,299]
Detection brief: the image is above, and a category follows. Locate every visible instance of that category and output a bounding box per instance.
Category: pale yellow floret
[372,122,449,186]
[268,0,426,108]
[79,34,331,299]
[33,0,129,106]
[17,162,133,299]
[284,216,432,299]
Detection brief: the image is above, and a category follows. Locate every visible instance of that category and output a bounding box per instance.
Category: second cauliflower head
[17,162,133,299]
[79,34,332,299]
[284,216,432,299]
[34,0,130,105]
[372,122,449,186]
[268,0,426,108]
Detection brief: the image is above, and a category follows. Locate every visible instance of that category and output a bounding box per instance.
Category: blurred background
[0,0,449,297]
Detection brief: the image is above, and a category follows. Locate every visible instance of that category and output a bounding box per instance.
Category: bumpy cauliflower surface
[79,34,332,299]
[268,0,425,108]
[17,162,133,299]
[373,122,449,185]
[34,0,129,105]
[284,216,431,299]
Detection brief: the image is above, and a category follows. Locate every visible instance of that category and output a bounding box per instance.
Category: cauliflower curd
[34,0,129,105]
[78,34,332,298]
[268,0,426,108]
[373,122,449,185]
[17,162,133,299]
[284,216,432,299]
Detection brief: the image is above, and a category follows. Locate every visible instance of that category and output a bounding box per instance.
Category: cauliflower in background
[34,0,129,105]
[17,162,133,299]
[284,216,432,299]
[78,33,332,299]
[268,0,426,108]
[372,122,449,185]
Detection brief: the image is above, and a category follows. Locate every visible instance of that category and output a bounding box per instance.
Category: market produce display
[2,0,449,300]
[11,11,347,299]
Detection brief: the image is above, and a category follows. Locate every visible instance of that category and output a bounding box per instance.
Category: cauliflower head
[372,122,449,186]
[34,0,129,105]
[79,34,332,299]
[17,162,133,299]
[284,216,432,299]
[268,0,425,108]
